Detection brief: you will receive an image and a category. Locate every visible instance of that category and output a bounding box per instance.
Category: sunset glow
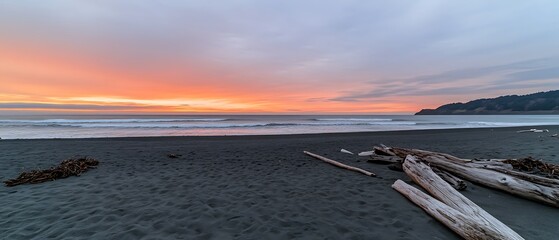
[1,1,558,114]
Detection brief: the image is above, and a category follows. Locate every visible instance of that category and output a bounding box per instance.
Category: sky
[1,0,559,114]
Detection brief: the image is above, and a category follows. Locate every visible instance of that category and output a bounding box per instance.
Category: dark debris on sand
[504,157,559,179]
[167,153,182,159]
[4,157,99,187]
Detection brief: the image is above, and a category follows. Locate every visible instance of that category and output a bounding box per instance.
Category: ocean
[1,115,558,139]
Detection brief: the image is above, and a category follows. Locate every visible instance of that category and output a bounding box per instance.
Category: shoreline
[1,126,558,239]
[2,124,558,141]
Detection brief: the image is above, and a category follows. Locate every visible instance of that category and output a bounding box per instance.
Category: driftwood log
[399,155,523,239]
[366,145,467,190]
[304,151,375,177]
[377,146,559,207]
[393,180,518,240]
[366,155,401,164]
[4,157,99,187]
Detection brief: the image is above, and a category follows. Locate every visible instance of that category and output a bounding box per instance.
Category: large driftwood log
[304,151,375,177]
[480,165,559,187]
[402,155,523,240]
[426,156,559,207]
[387,147,559,207]
[392,180,512,240]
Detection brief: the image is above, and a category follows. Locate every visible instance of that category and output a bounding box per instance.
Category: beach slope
[1,127,558,239]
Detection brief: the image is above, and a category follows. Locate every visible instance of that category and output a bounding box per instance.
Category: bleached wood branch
[304,151,375,177]
[340,149,354,155]
[358,151,375,156]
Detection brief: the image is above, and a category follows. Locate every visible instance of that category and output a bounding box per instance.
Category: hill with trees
[415,90,559,115]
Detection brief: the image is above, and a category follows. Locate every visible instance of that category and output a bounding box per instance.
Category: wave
[2,115,558,139]
[0,118,228,124]
[6,121,418,129]
[267,121,415,127]
[2,117,557,133]
[415,121,558,128]
[415,122,460,126]
[413,121,558,128]
[313,118,393,122]
[3,119,555,129]
[465,121,532,127]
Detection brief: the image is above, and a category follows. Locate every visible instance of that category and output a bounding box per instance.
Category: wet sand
[1,126,558,239]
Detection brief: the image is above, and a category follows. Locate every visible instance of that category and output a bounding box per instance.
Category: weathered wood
[423,155,559,207]
[380,146,559,207]
[340,149,354,155]
[479,165,559,187]
[373,146,397,156]
[358,151,375,156]
[467,159,514,170]
[402,155,523,240]
[367,155,401,164]
[391,147,470,164]
[304,151,375,177]
[387,163,403,172]
[432,167,467,190]
[364,151,466,188]
[392,180,511,240]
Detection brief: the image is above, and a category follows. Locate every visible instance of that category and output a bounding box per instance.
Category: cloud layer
[1,1,558,113]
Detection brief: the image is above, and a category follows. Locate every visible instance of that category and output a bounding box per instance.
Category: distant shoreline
[416,111,559,115]
[2,124,559,141]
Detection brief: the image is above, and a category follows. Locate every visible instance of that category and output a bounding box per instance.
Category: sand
[1,126,558,239]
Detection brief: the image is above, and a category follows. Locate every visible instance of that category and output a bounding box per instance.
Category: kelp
[4,157,99,187]
[504,157,559,178]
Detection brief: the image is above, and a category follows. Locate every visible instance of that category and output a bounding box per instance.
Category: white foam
[0,118,228,124]
[1,115,558,139]
[314,118,393,122]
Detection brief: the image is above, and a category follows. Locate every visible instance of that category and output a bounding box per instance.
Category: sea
[1,115,559,139]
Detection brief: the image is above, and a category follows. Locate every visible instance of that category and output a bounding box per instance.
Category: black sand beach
[1,126,559,239]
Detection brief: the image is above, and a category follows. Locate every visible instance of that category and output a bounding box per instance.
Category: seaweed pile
[504,157,559,178]
[4,157,99,187]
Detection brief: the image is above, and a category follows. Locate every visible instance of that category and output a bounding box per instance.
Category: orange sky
[0,39,424,114]
[1,1,557,114]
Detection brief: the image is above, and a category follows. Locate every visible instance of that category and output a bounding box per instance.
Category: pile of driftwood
[4,157,99,187]
[305,145,559,239]
[369,146,559,207]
